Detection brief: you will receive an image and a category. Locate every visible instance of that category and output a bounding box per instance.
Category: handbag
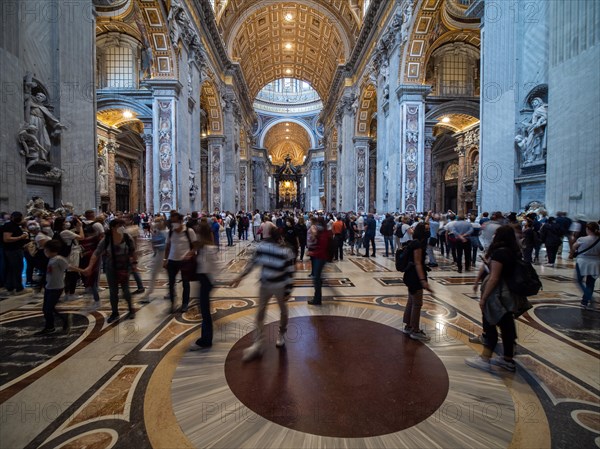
[24,241,38,257]
[482,277,532,325]
[180,257,197,281]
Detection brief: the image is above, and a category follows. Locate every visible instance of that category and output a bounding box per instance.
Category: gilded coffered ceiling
[219,1,360,101]
[97,108,143,132]
[264,122,311,166]
[433,113,479,134]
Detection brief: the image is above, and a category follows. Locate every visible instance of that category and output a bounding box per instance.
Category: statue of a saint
[26,92,66,152]
[383,161,389,198]
[515,96,548,164]
[98,158,108,195]
[18,124,49,172]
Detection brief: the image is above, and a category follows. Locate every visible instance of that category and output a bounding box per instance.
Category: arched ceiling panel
[355,83,377,136]
[221,1,359,101]
[200,81,224,135]
[264,122,311,166]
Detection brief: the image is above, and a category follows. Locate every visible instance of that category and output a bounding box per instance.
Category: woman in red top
[308,216,330,305]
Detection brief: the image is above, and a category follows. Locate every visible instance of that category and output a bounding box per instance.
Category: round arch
[259,118,317,149]
[425,100,480,121]
[97,95,153,121]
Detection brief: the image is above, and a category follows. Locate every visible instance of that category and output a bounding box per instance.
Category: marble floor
[1,237,599,449]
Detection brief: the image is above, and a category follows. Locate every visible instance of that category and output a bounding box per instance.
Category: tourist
[540,216,563,267]
[37,239,80,335]
[82,219,136,323]
[294,216,308,261]
[573,222,600,310]
[164,212,197,313]
[402,222,434,341]
[331,214,346,261]
[53,216,84,301]
[191,218,219,349]
[465,225,521,372]
[141,217,168,303]
[380,213,395,257]
[236,221,295,361]
[308,216,331,305]
[362,213,376,257]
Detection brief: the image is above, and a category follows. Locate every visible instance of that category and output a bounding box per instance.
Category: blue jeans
[576,263,597,304]
[384,236,394,256]
[196,273,213,345]
[43,288,66,329]
[226,228,233,246]
[105,268,133,316]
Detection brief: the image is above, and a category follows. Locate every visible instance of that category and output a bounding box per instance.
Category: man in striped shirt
[236,222,296,361]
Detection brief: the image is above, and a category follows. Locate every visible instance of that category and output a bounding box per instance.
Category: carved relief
[158,100,174,211]
[404,105,420,212]
[357,146,366,211]
[211,146,221,211]
[240,165,247,212]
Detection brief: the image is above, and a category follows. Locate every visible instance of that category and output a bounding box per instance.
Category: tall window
[105,46,134,89]
[441,53,469,96]
[96,33,140,90]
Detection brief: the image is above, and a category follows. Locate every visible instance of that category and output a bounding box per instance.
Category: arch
[200,80,224,135]
[259,118,317,149]
[355,83,377,136]
[425,100,480,121]
[401,0,480,84]
[97,95,153,121]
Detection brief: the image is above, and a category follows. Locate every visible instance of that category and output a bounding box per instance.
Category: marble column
[239,161,248,213]
[396,85,431,213]
[423,125,435,211]
[369,144,377,213]
[221,89,241,212]
[328,162,337,212]
[106,140,118,212]
[337,92,357,212]
[354,137,371,213]
[130,160,141,213]
[309,161,322,211]
[456,137,467,216]
[207,136,226,212]
[143,131,154,214]
[146,80,181,213]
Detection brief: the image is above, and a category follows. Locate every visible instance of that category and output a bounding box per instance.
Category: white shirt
[253,213,261,226]
[357,216,365,231]
[168,228,196,261]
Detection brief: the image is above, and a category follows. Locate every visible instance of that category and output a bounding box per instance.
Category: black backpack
[395,224,407,238]
[506,259,542,297]
[395,244,413,272]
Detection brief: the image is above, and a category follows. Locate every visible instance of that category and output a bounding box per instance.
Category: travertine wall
[0,0,96,212]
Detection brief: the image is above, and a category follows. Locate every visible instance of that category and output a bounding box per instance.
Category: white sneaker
[409,330,431,341]
[276,332,286,348]
[242,343,264,362]
[465,355,491,372]
[489,356,516,372]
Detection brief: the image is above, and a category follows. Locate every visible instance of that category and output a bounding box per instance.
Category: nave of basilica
[0,1,599,448]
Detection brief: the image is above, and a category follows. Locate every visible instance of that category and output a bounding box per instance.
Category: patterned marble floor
[0,237,598,449]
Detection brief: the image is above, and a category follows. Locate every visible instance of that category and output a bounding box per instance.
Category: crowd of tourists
[1,202,598,370]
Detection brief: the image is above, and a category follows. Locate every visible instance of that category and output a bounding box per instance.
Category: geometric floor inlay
[224,316,449,438]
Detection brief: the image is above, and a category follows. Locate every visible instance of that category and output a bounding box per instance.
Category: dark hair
[197,218,214,247]
[11,211,23,223]
[587,222,600,236]
[486,225,521,258]
[109,218,125,229]
[412,222,427,241]
[44,239,62,254]
[53,217,66,232]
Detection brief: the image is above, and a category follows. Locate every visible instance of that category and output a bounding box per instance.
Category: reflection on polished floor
[1,237,598,449]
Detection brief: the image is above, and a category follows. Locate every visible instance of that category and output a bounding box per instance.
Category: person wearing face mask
[1,212,31,296]
[164,212,197,313]
[82,219,136,323]
[53,216,84,301]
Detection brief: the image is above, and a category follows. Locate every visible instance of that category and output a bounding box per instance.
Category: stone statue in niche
[19,73,66,177]
[141,45,153,79]
[189,160,198,201]
[18,125,48,173]
[98,157,108,195]
[515,97,548,165]
[383,161,389,198]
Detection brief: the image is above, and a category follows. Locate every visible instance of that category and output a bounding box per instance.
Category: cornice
[320,0,392,124]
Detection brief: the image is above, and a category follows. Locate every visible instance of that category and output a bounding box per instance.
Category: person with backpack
[540,216,564,267]
[362,213,377,257]
[380,213,395,257]
[401,222,433,341]
[573,222,600,310]
[465,225,523,372]
[81,219,136,323]
[53,216,84,301]
[164,212,197,313]
[80,210,106,307]
[141,217,168,304]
